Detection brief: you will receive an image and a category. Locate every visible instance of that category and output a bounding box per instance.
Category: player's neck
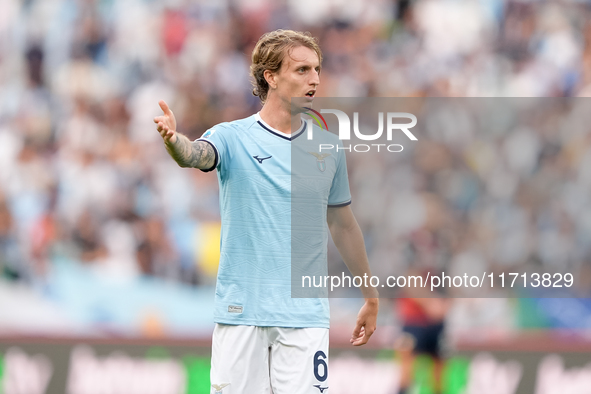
[259,101,301,135]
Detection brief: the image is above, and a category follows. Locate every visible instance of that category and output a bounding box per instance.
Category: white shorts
[210,324,330,394]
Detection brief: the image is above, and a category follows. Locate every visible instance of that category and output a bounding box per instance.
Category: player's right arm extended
[165,135,216,169]
[154,100,216,170]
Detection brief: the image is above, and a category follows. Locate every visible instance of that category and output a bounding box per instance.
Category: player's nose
[309,69,320,86]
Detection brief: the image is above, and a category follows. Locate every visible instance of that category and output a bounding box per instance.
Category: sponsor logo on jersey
[202,129,216,139]
[253,155,272,164]
[228,305,243,313]
[313,384,329,393]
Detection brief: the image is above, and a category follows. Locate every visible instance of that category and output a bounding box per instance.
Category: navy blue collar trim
[257,121,306,141]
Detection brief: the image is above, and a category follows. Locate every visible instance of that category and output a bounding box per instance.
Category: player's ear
[264,69,277,90]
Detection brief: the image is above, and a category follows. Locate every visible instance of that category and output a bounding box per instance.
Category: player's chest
[226,139,337,196]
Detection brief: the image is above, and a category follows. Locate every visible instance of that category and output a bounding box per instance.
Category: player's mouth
[305,90,316,100]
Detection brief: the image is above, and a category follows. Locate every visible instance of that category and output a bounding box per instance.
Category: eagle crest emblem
[308,152,331,172]
[211,383,230,393]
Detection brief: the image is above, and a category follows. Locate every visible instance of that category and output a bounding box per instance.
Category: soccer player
[395,297,449,394]
[154,29,378,394]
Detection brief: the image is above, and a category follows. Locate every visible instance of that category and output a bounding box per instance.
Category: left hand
[350,298,379,346]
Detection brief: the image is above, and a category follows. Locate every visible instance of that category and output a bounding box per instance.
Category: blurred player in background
[395,297,450,394]
[154,29,378,394]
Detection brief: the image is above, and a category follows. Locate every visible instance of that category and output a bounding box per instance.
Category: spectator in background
[70,209,106,264]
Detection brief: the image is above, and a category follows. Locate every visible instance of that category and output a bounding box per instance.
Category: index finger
[158,100,172,116]
[351,322,362,341]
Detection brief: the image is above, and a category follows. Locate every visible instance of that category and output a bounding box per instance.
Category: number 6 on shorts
[313,351,328,382]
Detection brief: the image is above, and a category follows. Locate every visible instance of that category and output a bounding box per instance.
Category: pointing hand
[154,100,178,144]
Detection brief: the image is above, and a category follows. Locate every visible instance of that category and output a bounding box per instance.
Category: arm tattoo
[165,134,216,169]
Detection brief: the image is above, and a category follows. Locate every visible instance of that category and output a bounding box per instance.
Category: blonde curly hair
[250,30,322,103]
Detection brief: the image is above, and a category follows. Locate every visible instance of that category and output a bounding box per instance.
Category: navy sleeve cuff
[197,139,219,173]
[327,200,352,208]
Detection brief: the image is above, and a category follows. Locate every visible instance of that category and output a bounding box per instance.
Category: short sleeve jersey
[198,113,351,328]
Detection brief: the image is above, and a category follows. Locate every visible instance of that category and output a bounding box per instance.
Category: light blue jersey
[198,113,351,328]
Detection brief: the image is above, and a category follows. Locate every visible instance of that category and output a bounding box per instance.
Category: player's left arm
[327,205,379,346]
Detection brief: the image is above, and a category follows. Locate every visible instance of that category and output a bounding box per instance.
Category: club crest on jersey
[308,152,331,172]
[202,128,216,139]
[212,383,230,393]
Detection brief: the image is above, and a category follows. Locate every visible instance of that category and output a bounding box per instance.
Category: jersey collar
[255,113,306,141]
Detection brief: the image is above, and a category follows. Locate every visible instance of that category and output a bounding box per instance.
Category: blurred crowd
[2,0,591,333]
[342,98,591,298]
